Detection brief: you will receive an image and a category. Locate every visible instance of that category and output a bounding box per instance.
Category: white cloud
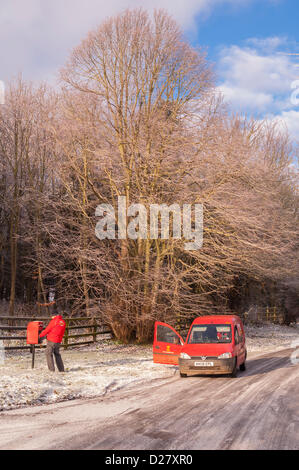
[217,39,299,142]
[272,110,299,142]
[217,43,299,113]
[217,84,274,112]
[255,110,299,144]
[0,0,256,84]
[246,36,288,52]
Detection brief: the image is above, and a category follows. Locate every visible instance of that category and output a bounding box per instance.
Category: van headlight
[180,352,191,359]
[218,352,232,359]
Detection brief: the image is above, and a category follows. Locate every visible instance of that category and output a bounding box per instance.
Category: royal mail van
[153,315,247,377]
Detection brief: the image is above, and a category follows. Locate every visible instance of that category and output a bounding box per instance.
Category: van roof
[192,315,241,325]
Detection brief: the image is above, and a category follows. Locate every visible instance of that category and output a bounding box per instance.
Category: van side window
[234,326,240,344]
[237,324,243,343]
[157,325,181,344]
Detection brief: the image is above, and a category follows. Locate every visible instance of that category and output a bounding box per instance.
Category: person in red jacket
[39,312,66,372]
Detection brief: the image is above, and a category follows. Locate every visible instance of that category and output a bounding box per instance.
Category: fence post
[64,319,69,350]
[93,317,97,343]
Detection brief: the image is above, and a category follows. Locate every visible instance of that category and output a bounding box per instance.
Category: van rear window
[188,324,232,344]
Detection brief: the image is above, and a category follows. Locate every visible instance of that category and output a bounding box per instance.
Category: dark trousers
[46,340,64,372]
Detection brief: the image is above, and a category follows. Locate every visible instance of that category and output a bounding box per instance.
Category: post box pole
[31,344,35,369]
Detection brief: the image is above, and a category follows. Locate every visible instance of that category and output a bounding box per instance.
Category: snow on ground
[245,323,299,352]
[0,341,176,411]
[0,323,298,412]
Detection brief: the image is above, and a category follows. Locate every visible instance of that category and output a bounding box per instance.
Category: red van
[153,315,247,377]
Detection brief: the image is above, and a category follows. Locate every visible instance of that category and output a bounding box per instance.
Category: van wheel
[240,361,246,371]
[180,372,187,378]
[230,359,237,378]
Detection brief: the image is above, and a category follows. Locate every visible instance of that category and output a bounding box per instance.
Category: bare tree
[0,79,57,315]
[0,10,297,337]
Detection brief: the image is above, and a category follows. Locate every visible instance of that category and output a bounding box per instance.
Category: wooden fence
[174,306,285,335]
[242,306,284,324]
[0,316,111,351]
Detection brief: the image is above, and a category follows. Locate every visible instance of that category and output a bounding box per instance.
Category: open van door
[153,321,184,365]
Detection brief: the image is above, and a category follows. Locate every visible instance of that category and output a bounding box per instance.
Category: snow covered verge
[245,322,299,353]
[0,323,298,412]
[0,342,176,411]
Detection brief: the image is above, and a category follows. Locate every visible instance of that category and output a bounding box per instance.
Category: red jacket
[40,315,66,343]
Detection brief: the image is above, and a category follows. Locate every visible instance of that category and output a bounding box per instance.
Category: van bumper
[179,357,235,375]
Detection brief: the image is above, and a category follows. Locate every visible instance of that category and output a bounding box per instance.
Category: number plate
[194,361,214,367]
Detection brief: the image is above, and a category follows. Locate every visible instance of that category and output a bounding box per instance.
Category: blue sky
[0,0,298,140]
[192,0,299,50]
[190,0,299,140]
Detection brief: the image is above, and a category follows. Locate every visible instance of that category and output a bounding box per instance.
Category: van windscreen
[188,324,232,344]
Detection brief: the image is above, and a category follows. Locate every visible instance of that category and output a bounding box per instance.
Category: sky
[0,0,299,140]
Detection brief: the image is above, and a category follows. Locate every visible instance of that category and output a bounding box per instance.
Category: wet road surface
[0,348,298,450]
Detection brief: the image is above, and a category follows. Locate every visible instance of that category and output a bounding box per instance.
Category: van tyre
[180,372,187,378]
[230,359,237,378]
[240,350,247,372]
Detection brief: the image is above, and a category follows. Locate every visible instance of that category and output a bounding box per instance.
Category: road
[0,348,298,450]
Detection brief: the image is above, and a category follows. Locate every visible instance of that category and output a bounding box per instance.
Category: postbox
[27,321,43,345]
